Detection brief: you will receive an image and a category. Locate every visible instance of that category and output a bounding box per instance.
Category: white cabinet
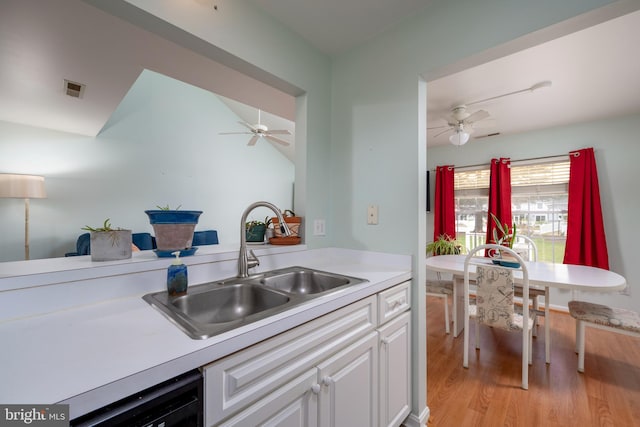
[378,311,411,427]
[203,281,412,427]
[218,332,379,427]
[377,280,411,427]
[203,296,376,426]
[317,332,378,427]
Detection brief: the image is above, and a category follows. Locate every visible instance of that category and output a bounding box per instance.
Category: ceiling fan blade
[265,134,290,146]
[470,117,496,128]
[464,109,490,124]
[444,116,458,126]
[433,127,453,138]
[238,121,257,132]
[247,135,259,146]
[219,131,252,135]
[266,129,291,135]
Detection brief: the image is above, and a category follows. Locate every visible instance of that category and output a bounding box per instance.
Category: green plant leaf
[81,218,116,232]
[156,204,181,210]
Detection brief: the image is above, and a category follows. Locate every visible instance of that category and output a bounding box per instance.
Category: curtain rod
[432,153,569,172]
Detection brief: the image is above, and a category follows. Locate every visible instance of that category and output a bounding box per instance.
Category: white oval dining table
[426,255,627,338]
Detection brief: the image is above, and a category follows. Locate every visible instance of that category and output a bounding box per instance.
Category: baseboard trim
[402,406,430,427]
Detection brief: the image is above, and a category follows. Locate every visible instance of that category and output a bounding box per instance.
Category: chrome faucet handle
[247,249,260,269]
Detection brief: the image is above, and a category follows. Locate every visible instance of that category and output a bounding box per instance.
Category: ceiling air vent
[64,79,85,98]
[476,132,501,139]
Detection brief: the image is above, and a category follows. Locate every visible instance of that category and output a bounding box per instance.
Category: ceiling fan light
[449,131,470,146]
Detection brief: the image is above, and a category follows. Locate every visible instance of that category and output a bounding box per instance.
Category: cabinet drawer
[204,295,376,426]
[377,281,411,325]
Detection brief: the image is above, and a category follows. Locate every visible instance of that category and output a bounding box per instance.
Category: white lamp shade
[0,174,47,198]
[449,131,470,146]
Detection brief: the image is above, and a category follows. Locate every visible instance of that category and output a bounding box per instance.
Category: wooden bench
[568,300,640,372]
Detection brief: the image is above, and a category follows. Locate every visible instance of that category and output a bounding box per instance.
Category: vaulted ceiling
[0,0,295,137]
[1,0,639,151]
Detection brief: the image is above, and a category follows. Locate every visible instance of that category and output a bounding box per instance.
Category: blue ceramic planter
[145,210,203,224]
[145,210,203,255]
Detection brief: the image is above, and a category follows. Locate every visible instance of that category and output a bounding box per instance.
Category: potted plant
[426,234,463,256]
[245,219,267,243]
[82,219,132,261]
[145,205,202,256]
[489,213,519,263]
[489,213,516,248]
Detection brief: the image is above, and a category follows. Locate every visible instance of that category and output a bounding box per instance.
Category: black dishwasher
[70,369,202,427]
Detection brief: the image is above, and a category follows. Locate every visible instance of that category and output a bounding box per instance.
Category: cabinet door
[378,311,411,427]
[218,369,319,427]
[317,331,378,427]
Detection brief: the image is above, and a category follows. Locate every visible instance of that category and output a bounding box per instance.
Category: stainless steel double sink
[143,266,368,339]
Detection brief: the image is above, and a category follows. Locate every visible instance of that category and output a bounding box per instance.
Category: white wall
[427,113,640,311]
[0,70,294,261]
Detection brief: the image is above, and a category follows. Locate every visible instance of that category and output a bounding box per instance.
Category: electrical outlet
[313,219,326,236]
[367,205,378,225]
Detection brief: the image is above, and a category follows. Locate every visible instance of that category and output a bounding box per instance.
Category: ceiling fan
[429,81,552,145]
[428,105,491,146]
[219,109,291,146]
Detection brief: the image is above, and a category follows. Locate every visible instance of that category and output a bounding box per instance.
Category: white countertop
[0,247,411,419]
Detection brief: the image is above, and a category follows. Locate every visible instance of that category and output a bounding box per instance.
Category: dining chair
[426,272,453,334]
[568,301,640,372]
[426,244,470,335]
[463,244,535,390]
[513,235,551,363]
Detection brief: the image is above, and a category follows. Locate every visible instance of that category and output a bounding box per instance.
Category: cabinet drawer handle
[381,337,390,345]
[311,383,321,394]
[322,376,334,386]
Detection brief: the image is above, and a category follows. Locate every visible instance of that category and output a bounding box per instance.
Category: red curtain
[563,148,609,269]
[433,165,455,240]
[486,158,512,245]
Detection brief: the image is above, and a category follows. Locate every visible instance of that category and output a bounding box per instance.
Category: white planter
[90,230,132,261]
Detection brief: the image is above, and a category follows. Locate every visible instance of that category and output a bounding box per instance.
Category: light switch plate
[313,219,326,236]
[367,205,378,225]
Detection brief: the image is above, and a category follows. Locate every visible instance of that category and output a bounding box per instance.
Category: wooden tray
[269,236,301,245]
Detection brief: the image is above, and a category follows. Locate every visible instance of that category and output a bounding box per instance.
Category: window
[454,159,569,262]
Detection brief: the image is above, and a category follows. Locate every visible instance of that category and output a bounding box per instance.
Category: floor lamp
[0,174,47,260]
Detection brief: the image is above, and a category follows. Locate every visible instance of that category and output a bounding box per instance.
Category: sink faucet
[238,201,292,278]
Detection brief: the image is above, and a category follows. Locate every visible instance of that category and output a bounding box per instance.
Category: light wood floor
[426,296,640,427]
